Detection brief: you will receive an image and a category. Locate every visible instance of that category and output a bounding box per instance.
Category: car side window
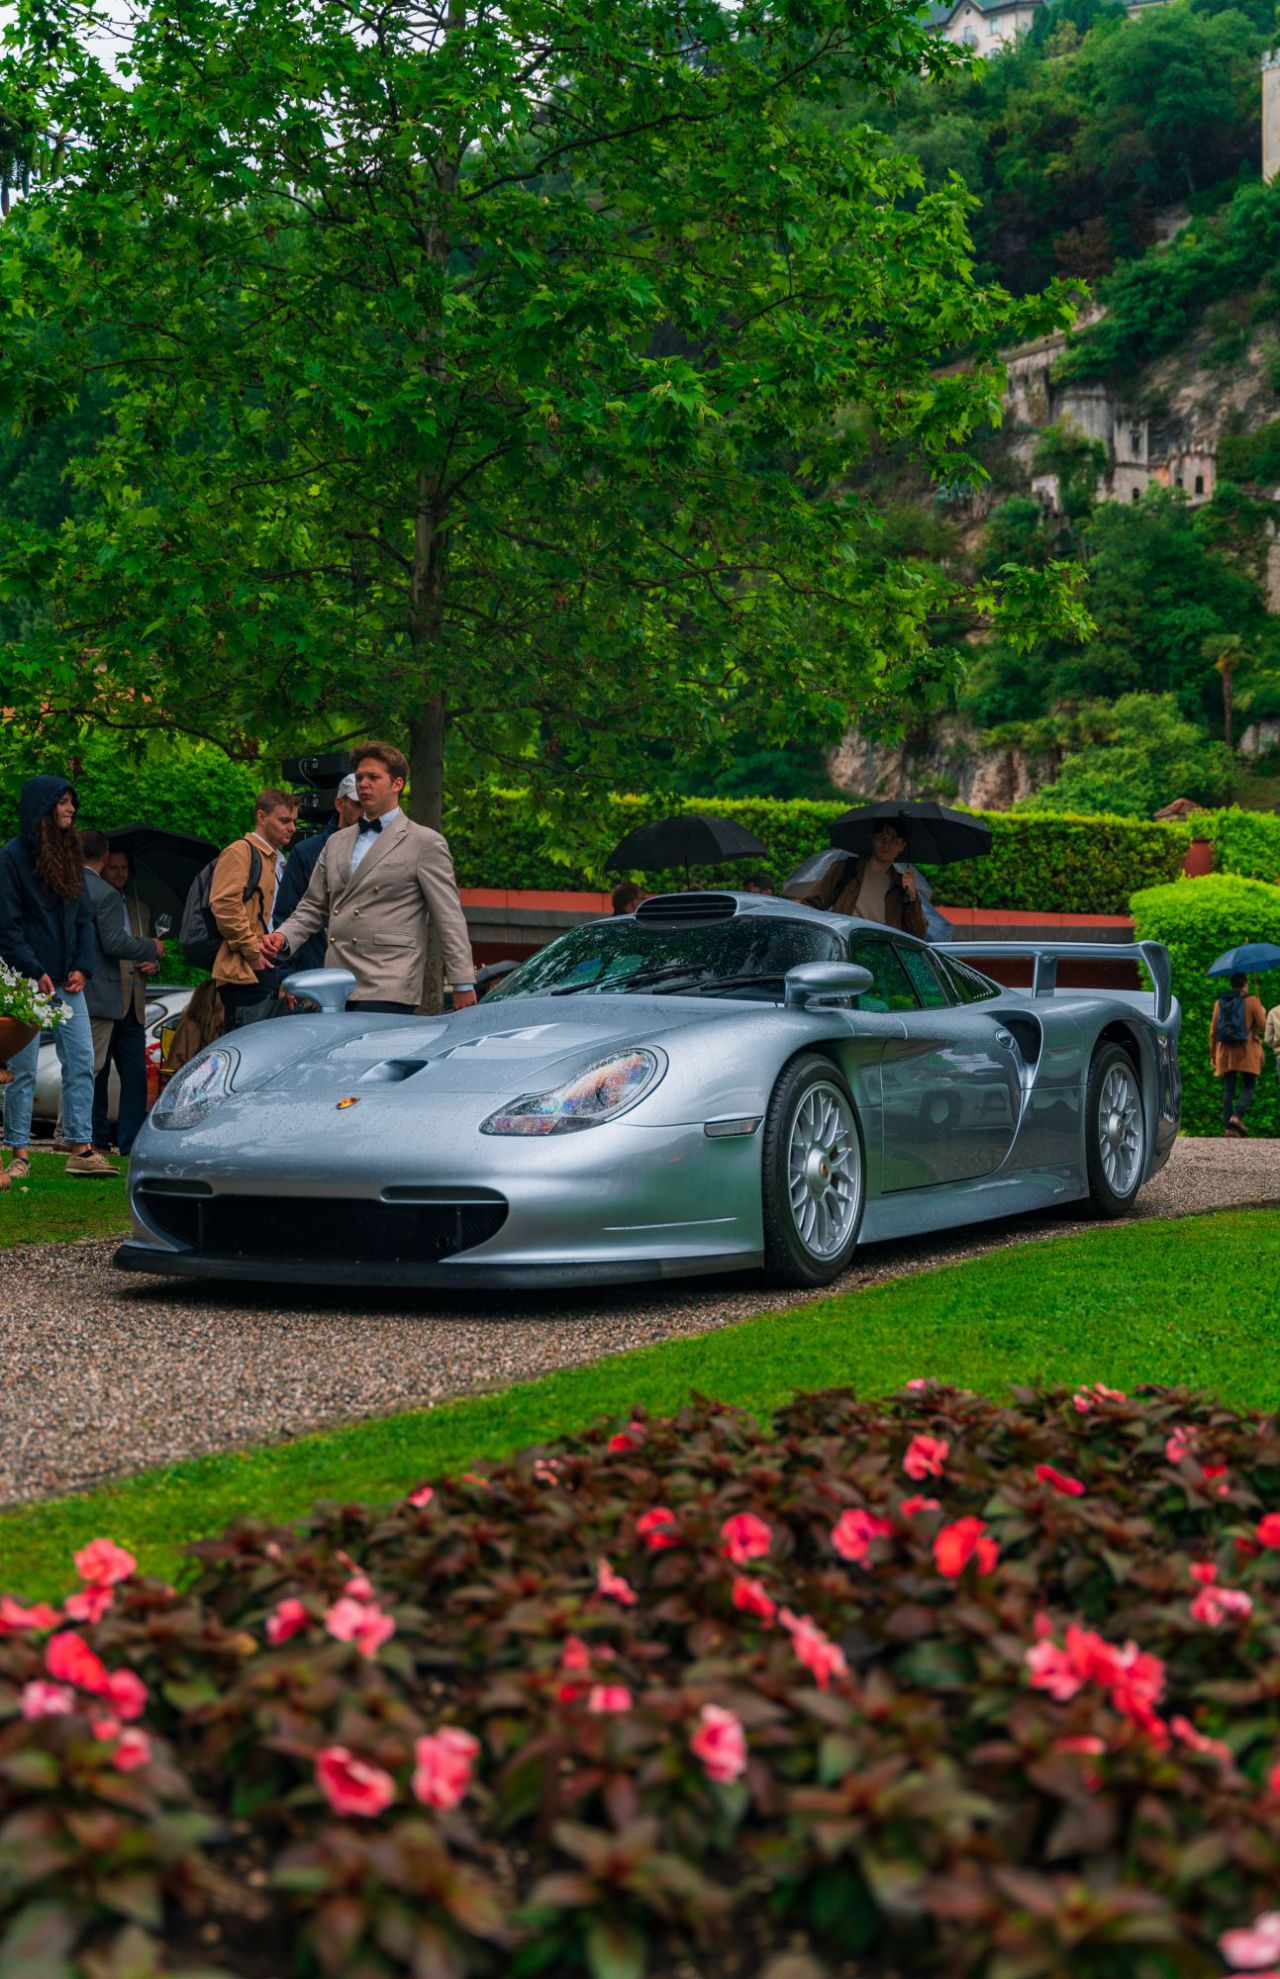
[849,936,918,1013]
[944,957,1003,1005]
[894,943,951,1010]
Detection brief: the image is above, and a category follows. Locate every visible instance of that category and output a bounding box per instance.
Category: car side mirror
[281,967,357,1014]
[784,962,875,1009]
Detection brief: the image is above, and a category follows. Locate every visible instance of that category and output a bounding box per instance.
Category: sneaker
[65,1149,120,1178]
[4,1156,30,1185]
[1225,1117,1246,1138]
[1230,1115,1250,1137]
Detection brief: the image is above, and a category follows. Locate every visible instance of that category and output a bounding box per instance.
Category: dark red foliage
[4,1383,1280,1978]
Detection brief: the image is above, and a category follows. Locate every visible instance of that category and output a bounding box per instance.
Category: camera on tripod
[280,749,352,830]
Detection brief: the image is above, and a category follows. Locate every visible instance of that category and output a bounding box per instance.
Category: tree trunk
[408,693,446,833]
[1223,668,1234,751]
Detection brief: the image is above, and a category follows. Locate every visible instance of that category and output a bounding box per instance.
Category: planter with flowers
[0,960,68,1085]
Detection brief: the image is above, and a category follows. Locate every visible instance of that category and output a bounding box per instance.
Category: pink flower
[560,1635,592,1674]
[324,1596,396,1659]
[1190,1561,1218,1585]
[90,1716,121,1740]
[1170,1716,1233,1765]
[74,1539,137,1588]
[112,1728,152,1773]
[1035,1464,1085,1498]
[412,1728,479,1811]
[45,1632,109,1695]
[343,1575,374,1601]
[731,1575,777,1625]
[899,1495,940,1517]
[1108,1640,1166,1731]
[607,1431,636,1454]
[316,1746,396,1819]
[1166,1428,1193,1464]
[902,1435,948,1481]
[779,1608,848,1690]
[595,1558,637,1606]
[933,1518,998,1579]
[1268,1756,1280,1798]
[267,1597,309,1645]
[104,1669,147,1722]
[636,1507,679,1551]
[831,1508,894,1565]
[719,1513,772,1565]
[1190,1584,1253,1627]
[407,1484,434,1509]
[1256,1513,1280,1548]
[690,1703,747,1783]
[21,1681,75,1721]
[64,1584,115,1623]
[1094,1384,1126,1401]
[587,1684,633,1713]
[1220,1913,1280,1971]
[1026,1639,1084,1702]
[1054,1734,1105,1756]
[0,1597,60,1635]
[1072,1391,1094,1414]
[905,1378,930,1392]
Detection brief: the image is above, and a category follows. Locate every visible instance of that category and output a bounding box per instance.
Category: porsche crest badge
[336,1096,360,1110]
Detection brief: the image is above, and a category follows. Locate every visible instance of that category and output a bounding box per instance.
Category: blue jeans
[2,989,94,1149]
[93,1012,148,1154]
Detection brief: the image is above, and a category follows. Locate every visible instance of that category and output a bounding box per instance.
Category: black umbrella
[605,813,768,883]
[101,823,218,925]
[829,801,991,866]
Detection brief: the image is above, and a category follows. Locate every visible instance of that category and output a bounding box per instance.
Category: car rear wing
[932,940,1173,1025]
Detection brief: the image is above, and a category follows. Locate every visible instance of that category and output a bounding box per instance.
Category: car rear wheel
[1085,1042,1146,1218]
[762,1054,864,1287]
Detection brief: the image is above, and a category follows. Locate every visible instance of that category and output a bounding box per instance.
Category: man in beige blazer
[262,741,476,1014]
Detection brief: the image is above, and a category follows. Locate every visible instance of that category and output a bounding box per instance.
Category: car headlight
[480,1049,665,1136]
[150,1045,240,1131]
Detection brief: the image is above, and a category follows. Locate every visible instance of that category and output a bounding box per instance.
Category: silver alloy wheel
[1097,1060,1143,1197]
[786,1080,861,1259]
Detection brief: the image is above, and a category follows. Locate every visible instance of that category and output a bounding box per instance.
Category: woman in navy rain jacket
[0,776,116,1180]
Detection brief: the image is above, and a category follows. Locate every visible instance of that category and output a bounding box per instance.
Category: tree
[1018,692,1236,815]
[0,0,1080,838]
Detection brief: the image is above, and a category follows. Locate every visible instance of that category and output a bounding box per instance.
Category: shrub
[4,1385,1280,1977]
[1201,807,1280,887]
[1130,873,1280,1137]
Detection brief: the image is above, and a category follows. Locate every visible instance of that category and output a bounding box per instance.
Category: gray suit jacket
[274,809,474,1006]
[84,870,160,1020]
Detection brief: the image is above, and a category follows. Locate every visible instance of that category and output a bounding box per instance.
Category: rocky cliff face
[828,720,1056,810]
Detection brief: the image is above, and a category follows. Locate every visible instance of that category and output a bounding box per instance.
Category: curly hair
[35,807,86,903]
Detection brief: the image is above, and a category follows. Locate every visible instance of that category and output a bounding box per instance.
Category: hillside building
[926,0,1168,52]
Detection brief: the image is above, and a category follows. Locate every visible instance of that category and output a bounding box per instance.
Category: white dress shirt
[350,807,401,874]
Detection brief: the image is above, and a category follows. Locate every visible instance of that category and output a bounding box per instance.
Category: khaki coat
[793,854,928,941]
[210,834,279,987]
[274,809,474,1006]
[1209,992,1266,1078]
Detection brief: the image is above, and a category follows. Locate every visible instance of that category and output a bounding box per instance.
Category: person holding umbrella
[792,817,927,938]
[1209,970,1266,1137]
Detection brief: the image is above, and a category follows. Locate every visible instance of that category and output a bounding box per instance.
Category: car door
[852,934,1021,1189]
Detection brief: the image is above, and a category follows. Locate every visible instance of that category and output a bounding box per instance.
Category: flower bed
[4,1385,1280,1977]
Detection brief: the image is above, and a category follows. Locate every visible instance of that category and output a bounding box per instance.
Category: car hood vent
[634,891,739,924]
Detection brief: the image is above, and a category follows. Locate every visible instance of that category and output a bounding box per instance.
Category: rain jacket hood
[18,776,78,855]
[0,776,94,984]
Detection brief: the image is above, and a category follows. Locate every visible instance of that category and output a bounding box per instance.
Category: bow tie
[357,816,382,836]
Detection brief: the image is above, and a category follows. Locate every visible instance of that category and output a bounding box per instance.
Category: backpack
[1216,990,1248,1045]
[179,843,263,970]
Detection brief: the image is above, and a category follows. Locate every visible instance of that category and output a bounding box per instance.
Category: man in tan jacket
[262,742,475,1015]
[210,788,298,1029]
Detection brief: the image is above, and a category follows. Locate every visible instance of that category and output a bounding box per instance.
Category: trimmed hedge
[1202,807,1280,887]
[1130,874,1280,1138]
[5,1385,1280,1978]
[457,790,1192,915]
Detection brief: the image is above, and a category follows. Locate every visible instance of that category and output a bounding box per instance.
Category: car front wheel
[762,1054,864,1287]
[1085,1042,1146,1217]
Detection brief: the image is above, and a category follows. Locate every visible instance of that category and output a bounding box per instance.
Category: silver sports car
[115,893,1181,1291]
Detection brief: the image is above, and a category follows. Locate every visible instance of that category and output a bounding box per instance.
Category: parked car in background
[21,985,193,1137]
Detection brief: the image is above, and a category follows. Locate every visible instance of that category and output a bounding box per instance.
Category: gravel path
[2,1138,1278,1507]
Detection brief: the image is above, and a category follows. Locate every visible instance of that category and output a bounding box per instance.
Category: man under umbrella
[791,818,927,938]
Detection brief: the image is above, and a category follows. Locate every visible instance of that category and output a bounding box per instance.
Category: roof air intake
[634,892,739,924]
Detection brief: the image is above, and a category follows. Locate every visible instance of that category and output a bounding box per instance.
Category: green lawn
[0,1153,130,1246]
[1,1206,1276,1599]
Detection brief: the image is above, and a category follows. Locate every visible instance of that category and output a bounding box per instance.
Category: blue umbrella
[1206,943,1280,978]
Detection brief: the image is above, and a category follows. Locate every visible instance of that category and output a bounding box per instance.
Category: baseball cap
[336,773,358,801]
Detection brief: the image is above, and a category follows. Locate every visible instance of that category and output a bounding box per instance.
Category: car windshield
[486,913,846,1001]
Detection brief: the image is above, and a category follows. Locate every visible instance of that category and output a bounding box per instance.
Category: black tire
[1084,1042,1146,1218]
[761,1054,865,1288]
